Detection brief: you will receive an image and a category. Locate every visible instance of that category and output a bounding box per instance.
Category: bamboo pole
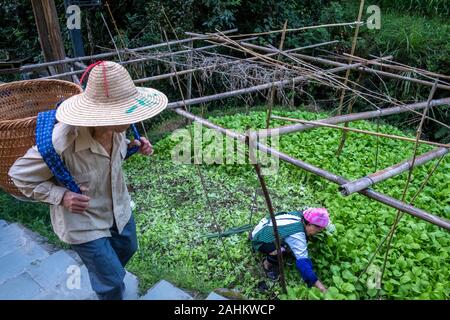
[247,133,287,293]
[335,0,365,156]
[266,21,288,129]
[173,108,450,231]
[339,147,449,196]
[134,40,339,84]
[257,98,450,138]
[358,153,445,281]
[215,21,364,38]
[270,115,450,148]
[167,57,388,109]
[290,52,450,91]
[0,29,238,74]
[239,42,450,91]
[336,0,365,116]
[346,53,450,81]
[41,41,244,80]
[377,81,439,297]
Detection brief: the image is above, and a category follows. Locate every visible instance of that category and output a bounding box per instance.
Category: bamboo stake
[246,133,287,293]
[336,0,365,116]
[266,21,288,129]
[335,0,366,156]
[378,81,439,296]
[270,115,450,148]
[0,29,238,74]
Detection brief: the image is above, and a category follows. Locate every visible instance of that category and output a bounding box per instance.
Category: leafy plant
[123,108,450,299]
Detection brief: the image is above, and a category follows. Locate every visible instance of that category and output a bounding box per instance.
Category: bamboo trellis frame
[4,28,450,233]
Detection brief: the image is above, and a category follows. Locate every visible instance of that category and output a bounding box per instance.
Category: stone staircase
[0,219,228,300]
[0,219,138,300]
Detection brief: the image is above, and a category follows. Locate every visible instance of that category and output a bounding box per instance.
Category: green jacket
[250,211,305,251]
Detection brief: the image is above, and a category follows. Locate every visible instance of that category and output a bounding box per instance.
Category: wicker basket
[0,79,82,197]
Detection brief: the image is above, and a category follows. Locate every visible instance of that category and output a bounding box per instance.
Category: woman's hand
[314,280,328,293]
[129,137,154,156]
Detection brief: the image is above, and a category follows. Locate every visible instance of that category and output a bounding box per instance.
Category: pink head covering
[303,208,329,228]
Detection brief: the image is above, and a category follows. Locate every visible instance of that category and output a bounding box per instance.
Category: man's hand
[61,189,90,214]
[129,137,154,156]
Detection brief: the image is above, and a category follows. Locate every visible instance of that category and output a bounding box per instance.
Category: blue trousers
[71,215,138,300]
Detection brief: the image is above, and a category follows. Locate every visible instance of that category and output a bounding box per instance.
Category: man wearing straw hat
[9,61,168,300]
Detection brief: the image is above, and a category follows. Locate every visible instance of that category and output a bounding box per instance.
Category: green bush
[378,0,449,18]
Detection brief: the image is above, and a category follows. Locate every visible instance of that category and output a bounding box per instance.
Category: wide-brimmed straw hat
[56,61,168,126]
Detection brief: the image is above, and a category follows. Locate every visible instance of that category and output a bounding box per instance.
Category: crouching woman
[250,208,332,293]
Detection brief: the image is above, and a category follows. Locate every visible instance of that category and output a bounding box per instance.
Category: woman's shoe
[262,258,280,281]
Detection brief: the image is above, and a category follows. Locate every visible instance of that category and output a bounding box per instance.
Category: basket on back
[0,79,82,198]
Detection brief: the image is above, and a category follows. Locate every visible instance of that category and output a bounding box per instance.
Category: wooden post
[31,0,70,78]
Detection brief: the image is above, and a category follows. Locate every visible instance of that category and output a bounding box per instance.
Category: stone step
[141,279,194,300]
[31,266,139,300]
[0,223,29,258]
[0,272,44,300]
[33,263,97,300]
[26,250,81,291]
[0,240,49,285]
[206,292,228,300]
[123,271,139,300]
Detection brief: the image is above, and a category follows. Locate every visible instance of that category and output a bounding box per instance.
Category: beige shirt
[8,123,132,245]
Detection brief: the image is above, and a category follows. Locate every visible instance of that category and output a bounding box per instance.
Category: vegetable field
[124,108,450,300]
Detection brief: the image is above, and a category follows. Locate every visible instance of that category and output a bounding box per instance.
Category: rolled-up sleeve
[8,145,67,205]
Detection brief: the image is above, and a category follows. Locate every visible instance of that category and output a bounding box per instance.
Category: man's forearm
[11,178,67,205]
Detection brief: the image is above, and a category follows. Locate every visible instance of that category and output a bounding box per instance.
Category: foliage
[377,0,449,18]
[123,108,450,299]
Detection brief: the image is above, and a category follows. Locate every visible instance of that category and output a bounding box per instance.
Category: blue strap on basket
[36,108,142,194]
[36,109,81,194]
[125,123,141,159]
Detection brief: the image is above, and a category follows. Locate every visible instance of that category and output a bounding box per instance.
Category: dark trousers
[258,242,287,266]
[71,215,138,300]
